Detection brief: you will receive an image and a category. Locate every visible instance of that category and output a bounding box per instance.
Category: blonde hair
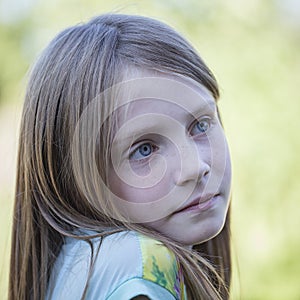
[9,14,231,299]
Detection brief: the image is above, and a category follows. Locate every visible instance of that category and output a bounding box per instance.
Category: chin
[180,217,227,246]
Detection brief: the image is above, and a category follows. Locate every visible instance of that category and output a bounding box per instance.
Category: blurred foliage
[0,21,30,105]
[1,0,300,299]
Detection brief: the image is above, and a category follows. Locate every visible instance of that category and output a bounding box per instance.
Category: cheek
[203,126,232,193]
[214,138,232,197]
[129,156,165,178]
[108,162,175,204]
[223,148,232,194]
[129,161,151,177]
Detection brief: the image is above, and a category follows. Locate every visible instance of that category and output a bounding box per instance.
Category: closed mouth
[175,193,219,213]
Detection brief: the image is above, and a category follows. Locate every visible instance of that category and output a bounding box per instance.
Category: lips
[174,193,219,213]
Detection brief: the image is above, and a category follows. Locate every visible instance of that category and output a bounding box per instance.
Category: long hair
[9,14,231,300]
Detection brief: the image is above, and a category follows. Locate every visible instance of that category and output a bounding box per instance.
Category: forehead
[114,72,216,120]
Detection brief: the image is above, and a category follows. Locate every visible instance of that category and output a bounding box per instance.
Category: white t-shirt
[46,231,187,300]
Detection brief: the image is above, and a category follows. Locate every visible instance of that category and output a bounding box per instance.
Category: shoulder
[48,231,143,299]
[48,231,186,300]
[102,232,186,300]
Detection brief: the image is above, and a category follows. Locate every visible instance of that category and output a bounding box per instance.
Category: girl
[9,14,232,300]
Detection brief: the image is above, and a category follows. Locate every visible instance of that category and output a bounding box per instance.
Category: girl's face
[108,72,231,246]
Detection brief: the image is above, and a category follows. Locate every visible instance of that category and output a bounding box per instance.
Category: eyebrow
[117,122,162,142]
[188,99,217,117]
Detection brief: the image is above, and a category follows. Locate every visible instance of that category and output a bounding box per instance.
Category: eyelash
[129,117,212,162]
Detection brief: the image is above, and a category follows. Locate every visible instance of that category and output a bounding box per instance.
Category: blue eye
[191,119,210,135]
[197,120,209,132]
[130,143,154,160]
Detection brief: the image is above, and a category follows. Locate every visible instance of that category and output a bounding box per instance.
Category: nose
[174,141,210,186]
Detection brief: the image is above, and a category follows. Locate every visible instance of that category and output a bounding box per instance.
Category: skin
[108,71,232,246]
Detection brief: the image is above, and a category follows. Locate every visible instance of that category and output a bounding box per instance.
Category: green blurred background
[0,0,299,299]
